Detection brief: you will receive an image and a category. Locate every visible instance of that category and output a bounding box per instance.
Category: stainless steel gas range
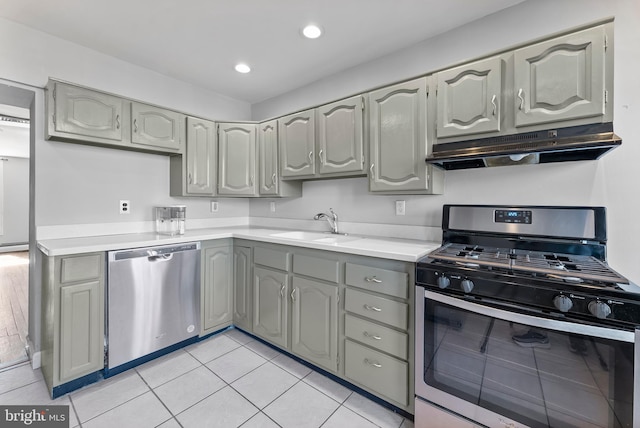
[415,205,639,428]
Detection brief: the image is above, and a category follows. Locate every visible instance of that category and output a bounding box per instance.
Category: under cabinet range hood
[425,123,622,170]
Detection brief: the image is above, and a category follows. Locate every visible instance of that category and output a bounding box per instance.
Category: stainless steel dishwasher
[107,242,200,370]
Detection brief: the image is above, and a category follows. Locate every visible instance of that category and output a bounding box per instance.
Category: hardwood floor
[0,251,29,368]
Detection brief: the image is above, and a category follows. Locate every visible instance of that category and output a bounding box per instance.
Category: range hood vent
[426,123,621,170]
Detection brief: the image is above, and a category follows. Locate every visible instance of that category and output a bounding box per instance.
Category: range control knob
[437,275,450,289]
[553,295,573,313]
[588,300,612,319]
[461,279,475,293]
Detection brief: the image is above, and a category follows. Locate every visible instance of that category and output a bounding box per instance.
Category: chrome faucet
[314,208,339,234]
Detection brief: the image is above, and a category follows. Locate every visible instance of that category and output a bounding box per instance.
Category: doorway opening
[0,92,31,369]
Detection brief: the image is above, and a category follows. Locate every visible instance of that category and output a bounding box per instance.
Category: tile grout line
[67,395,83,428]
[135,369,185,428]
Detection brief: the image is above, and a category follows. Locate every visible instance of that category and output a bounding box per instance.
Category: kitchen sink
[270,230,362,244]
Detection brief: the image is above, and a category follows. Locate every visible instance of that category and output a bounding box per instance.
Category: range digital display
[494,209,532,224]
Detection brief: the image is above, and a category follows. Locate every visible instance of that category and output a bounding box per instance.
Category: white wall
[251,0,640,284]
[0,18,253,235]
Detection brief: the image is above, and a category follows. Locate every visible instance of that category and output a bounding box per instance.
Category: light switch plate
[270,202,276,212]
[211,201,219,212]
[395,200,405,216]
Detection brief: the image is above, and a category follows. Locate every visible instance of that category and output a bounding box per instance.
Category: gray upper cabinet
[279,110,316,178]
[218,123,257,196]
[317,95,365,176]
[258,120,279,196]
[436,56,503,138]
[514,25,608,128]
[170,116,217,197]
[48,81,124,144]
[131,101,184,152]
[368,78,443,194]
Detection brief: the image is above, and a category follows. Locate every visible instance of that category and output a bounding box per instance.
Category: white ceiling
[0,0,524,104]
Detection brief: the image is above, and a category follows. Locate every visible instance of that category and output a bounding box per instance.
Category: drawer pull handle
[363,331,382,340]
[364,358,382,368]
[365,276,382,283]
[364,304,382,312]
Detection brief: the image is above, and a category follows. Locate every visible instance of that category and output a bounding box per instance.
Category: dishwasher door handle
[148,253,174,262]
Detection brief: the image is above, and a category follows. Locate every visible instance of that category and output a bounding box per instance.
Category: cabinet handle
[318,149,323,163]
[491,94,497,116]
[364,358,382,368]
[133,118,138,133]
[363,331,382,340]
[364,304,382,312]
[116,114,120,130]
[369,163,375,180]
[365,276,382,283]
[188,173,192,184]
[308,151,313,163]
[280,284,285,298]
[271,173,277,185]
[291,288,296,301]
[517,88,525,110]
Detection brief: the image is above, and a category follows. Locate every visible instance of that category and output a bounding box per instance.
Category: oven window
[423,299,634,428]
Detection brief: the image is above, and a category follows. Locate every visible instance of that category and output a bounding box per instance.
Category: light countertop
[37,227,441,262]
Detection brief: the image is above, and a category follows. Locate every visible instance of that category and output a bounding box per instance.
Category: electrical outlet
[211,201,219,212]
[270,202,276,212]
[119,200,130,214]
[395,200,406,216]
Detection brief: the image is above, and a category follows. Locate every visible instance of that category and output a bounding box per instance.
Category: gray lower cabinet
[47,81,125,145]
[41,252,105,394]
[233,246,252,331]
[253,266,289,348]
[201,241,233,334]
[514,24,609,128]
[130,101,184,152]
[368,77,443,194]
[170,116,217,197]
[218,123,257,196]
[279,109,316,178]
[291,277,338,372]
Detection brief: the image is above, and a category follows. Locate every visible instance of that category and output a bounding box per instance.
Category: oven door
[415,287,638,428]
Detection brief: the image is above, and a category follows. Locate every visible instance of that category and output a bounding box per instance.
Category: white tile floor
[0,329,414,428]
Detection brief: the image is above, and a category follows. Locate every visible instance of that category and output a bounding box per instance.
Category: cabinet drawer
[344,340,408,406]
[345,314,408,360]
[293,254,339,283]
[345,288,407,330]
[60,254,102,284]
[254,247,289,271]
[345,263,408,299]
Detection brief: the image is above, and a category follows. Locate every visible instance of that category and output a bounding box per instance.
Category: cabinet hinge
[605,90,609,104]
[52,87,56,101]
[52,114,56,126]
[361,95,366,112]
[604,34,608,51]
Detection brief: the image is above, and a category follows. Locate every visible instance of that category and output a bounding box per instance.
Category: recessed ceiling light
[235,63,251,73]
[302,24,322,39]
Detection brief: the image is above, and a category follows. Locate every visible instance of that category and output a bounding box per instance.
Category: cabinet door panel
[131,102,183,151]
[218,123,257,196]
[258,120,279,195]
[60,280,103,382]
[514,26,606,127]
[317,96,364,175]
[186,117,216,195]
[437,56,502,138]
[291,277,338,372]
[279,111,315,177]
[253,267,288,347]
[369,78,428,192]
[233,246,252,331]
[203,246,232,331]
[54,83,123,141]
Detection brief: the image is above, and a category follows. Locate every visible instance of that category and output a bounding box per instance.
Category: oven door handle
[424,290,635,343]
